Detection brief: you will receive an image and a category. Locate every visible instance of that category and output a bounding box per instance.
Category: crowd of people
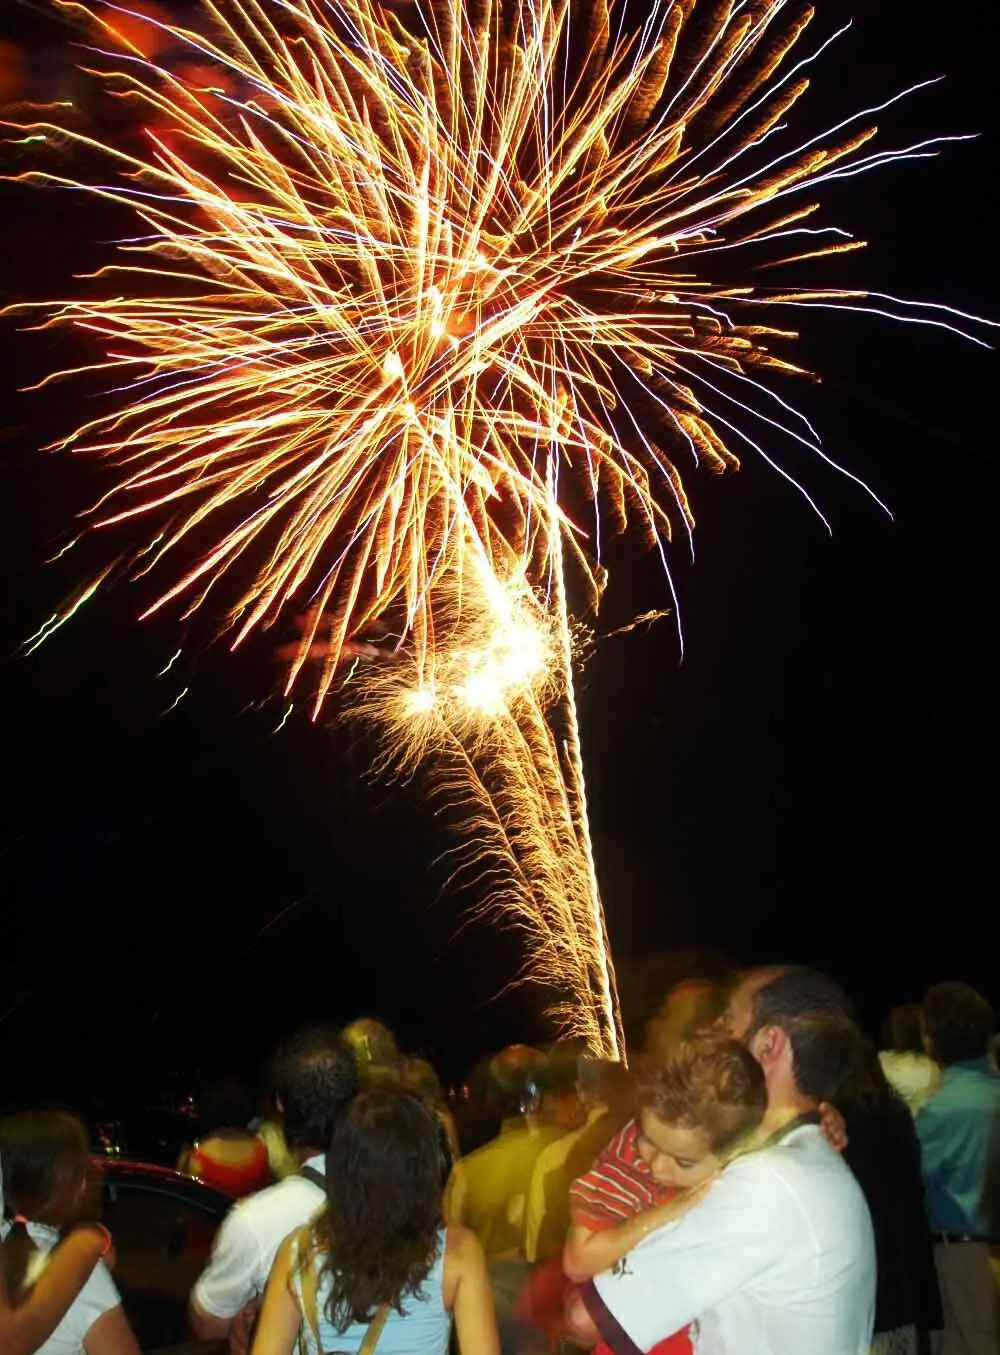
[1,972,998,1355]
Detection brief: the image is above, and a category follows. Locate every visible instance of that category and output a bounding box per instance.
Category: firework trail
[3,0,994,1054]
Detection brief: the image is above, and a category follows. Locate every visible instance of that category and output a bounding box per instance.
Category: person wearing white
[190,1159,327,1323]
[568,966,877,1355]
[2,1223,124,1355]
[582,1118,875,1355]
[878,1051,940,1117]
[879,1004,941,1116]
[0,1111,139,1355]
[189,1027,358,1352]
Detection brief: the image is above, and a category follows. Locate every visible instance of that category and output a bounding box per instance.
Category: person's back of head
[402,1057,446,1112]
[747,966,855,1034]
[879,1003,925,1055]
[639,1035,767,1159]
[922,981,996,1067]
[576,1056,635,1119]
[488,1044,546,1121]
[772,1011,888,1110]
[0,1110,89,1296]
[273,1027,358,1153]
[740,967,860,1109]
[341,1018,402,1086]
[535,1044,586,1129]
[313,1088,444,1330]
[196,1076,254,1137]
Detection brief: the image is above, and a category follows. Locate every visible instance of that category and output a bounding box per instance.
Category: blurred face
[646,981,718,1055]
[716,970,778,1043]
[636,1109,718,1188]
[42,1160,88,1226]
[542,1089,585,1130]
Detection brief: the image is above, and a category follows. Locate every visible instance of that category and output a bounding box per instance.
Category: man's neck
[760,1086,815,1137]
[294,1145,324,1165]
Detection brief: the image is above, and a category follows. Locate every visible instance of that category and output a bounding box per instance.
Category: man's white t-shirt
[192,1155,326,1318]
[0,1221,121,1355]
[589,1121,876,1355]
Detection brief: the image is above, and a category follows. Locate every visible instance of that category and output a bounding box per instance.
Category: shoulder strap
[291,1230,322,1355]
[358,1305,390,1355]
[299,1165,326,1190]
[291,1227,389,1355]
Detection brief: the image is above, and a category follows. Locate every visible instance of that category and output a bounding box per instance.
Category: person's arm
[83,1305,142,1355]
[248,1239,300,1355]
[0,1227,106,1355]
[189,1207,258,1339]
[913,1097,949,1184]
[564,1290,600,1349]
[523,1149,550,1264]
[443,1226,500,1355]
[563,1185,710,1284]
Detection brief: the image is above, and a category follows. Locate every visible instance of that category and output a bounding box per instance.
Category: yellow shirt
[443,1117,565,1260]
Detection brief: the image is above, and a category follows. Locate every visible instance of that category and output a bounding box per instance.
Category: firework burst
[3,0,993,1053]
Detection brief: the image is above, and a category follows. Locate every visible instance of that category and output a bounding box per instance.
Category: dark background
[0,0,996,1111]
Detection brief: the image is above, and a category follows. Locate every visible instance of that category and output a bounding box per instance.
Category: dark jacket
[843,1091,942,1337]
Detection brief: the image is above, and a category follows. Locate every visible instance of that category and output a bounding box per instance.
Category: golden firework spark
[4,0,994,1054]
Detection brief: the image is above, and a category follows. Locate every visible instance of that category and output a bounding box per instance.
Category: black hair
[0,1110,88,1297]
[309,1089,443,1329]
[272,1027,359,1151]
[746,968,857,1099]
[878,1003,924,1054]
[576,1058,635,1115]
[922,982,995,1067]
[765,1011,883,1107]
[747,967,855,1032]
[196,1076,254,1135]
[535,1044,585,1098]
[488,1046,545,1119]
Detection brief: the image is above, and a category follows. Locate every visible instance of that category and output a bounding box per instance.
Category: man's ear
[751,1023,787,1071]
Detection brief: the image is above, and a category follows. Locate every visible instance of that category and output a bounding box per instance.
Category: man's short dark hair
[273,1026,358,1150]
[746,967,856,1100]
[922,982,996,1067]
[747,967,855,1032]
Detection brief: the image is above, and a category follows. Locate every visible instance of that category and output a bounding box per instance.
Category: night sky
[1,0,997,1111]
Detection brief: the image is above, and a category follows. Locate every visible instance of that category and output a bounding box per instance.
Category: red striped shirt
[569,1119,673,1228]
[569,1118,692,1355]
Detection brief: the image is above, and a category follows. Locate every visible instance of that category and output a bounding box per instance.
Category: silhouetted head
[273,1027,358,1152]
[922,982,995,1067]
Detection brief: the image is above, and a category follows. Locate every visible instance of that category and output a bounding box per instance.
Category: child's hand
[818,1102,848,1153]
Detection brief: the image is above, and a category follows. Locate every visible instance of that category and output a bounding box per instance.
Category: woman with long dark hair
[251,1088,499,1355]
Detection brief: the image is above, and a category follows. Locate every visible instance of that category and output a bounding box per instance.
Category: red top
[571,1119,692,1355]
[188,1138,271,1198]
